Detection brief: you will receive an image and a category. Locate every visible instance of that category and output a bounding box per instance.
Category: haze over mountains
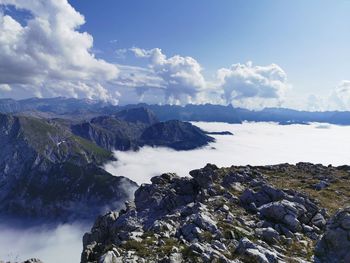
[2,97,350,125]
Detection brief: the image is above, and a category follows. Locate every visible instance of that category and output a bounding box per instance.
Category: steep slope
[82,163,350,263]
[140,120,215,150]
[72,108,214,151]
[0,114,137,220]
[71,116,145,151]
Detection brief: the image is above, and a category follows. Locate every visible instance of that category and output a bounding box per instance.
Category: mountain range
[0,103,214,221]
[2,97,350,125]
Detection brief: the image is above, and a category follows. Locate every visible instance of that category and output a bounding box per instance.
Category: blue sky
[0,0,349,110]
[69,0,350,97]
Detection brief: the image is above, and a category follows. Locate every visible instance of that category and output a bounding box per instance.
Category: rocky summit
[82,163,350,263]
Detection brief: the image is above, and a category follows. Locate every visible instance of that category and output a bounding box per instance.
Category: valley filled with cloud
[105,122,350,184]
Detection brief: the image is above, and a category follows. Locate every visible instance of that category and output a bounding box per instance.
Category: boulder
[315,207,350,263]
[255,227,280,244]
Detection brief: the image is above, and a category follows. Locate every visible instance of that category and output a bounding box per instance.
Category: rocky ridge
[72,108,214,151]
[82,163,350,262]
[0,113,137,220]
[0,107,214,220]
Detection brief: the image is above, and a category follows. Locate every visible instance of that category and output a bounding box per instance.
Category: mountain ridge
[2,97,350,125]
[0,107,214,221]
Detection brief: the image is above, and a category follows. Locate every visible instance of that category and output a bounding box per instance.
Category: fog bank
[0,222,87,263]
[105,122,350,184]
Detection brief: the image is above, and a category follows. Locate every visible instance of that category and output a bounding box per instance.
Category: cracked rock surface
[81,163,350,263]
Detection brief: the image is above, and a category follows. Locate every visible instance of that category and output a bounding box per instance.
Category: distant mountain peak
[115,107,159,125]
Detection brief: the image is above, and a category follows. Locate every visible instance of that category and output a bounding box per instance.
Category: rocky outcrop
[240,184,326,240]
[72,114,215,151]
[71,116,146,151]
[315,207,350,263]
[71,107,159,151]
[81,164,331,263]
[139,120,215,150]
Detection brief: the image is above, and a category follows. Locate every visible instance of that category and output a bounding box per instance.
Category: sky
[0,0,349,110]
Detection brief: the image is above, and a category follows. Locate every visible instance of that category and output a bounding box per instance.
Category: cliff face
[139,120,215,150]
[72,109,214,151]
[71,116,146,151]
[0,114,137,220]
[81,163,350,263]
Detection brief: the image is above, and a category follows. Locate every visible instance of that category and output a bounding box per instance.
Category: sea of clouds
[2,121,350,262]
[105,121,350,184]
[0,221,87,263]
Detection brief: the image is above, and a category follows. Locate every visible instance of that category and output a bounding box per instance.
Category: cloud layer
[0,221,87,263]
[105,122,350,184]
[0,0,118,101]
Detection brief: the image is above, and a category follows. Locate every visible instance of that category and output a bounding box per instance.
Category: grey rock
[256,227,280,244]
[193,212,218,233]
[313,180,329,191]
[236,238,279,263]
[315,207,350,263]
[311,213,326,229]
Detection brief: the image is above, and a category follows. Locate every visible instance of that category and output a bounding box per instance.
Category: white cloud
[0,83,11,91]
[114,48,128,59]
[115,64,164,89]
[105,122,350,184]
[217,62,289,109]
[328,80,350,110]
[0,0,118,101]
[130,47,207,104]
[128,49,291,108]
[0,222,87,263]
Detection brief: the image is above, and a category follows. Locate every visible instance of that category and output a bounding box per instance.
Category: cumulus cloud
[0,0,118,101]
[130,47,207,104]
[0,83,11,91]
[217,62,289,109]
[328,80,350,110]
[126,48,293,108]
